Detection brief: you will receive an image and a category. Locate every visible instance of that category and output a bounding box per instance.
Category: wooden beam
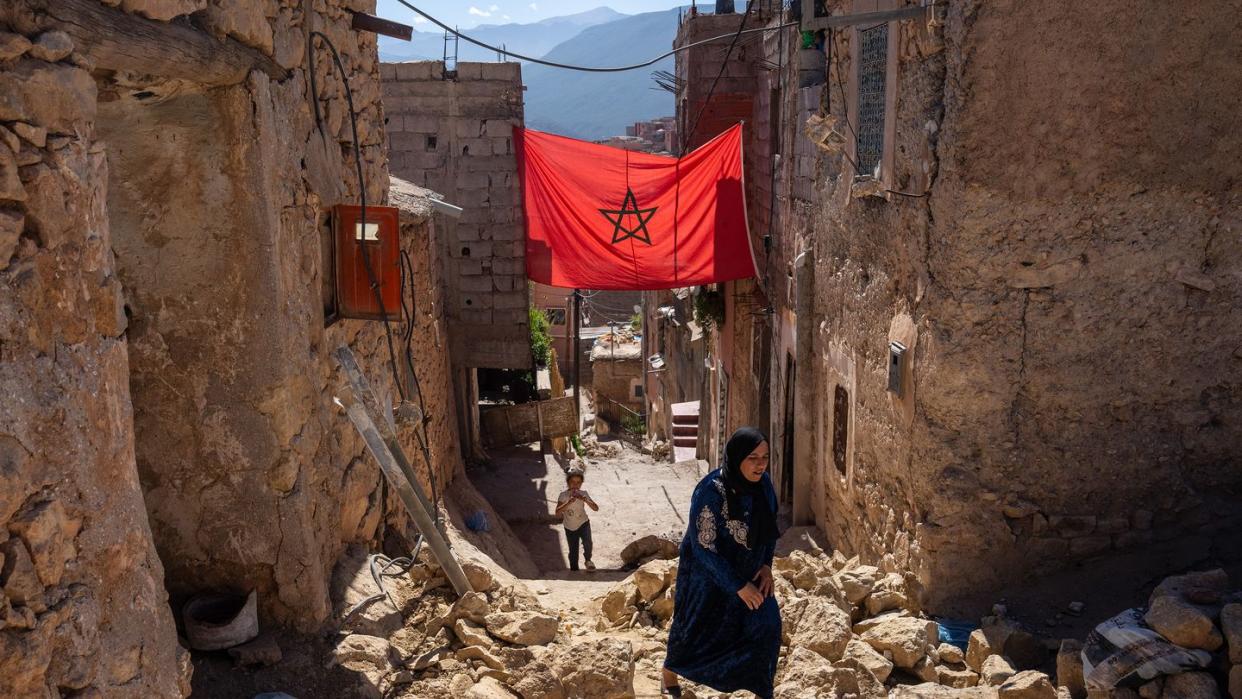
[20,0,288,86]
[801,5,928,31]
[349,11,413,41]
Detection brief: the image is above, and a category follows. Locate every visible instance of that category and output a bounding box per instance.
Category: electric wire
[393,0,796,74]
[310,32,444,615]
[680,1,757,157]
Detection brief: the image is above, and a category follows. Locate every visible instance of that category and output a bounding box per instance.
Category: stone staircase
[670,401,700,463]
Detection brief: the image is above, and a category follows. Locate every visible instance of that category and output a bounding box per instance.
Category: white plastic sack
[1081,607,1212,690]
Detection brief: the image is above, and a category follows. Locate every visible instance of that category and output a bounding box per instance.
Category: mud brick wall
[381,60,531,370]
[803,0,1242,611]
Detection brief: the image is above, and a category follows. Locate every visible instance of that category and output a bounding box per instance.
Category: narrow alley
[1,1,1239,699]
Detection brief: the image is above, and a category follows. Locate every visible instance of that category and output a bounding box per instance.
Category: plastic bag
[465,510,491,532]
[1081,607,1212,690]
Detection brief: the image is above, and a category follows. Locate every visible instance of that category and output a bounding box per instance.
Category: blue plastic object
[936,618,976,650]
[465,510,491,532]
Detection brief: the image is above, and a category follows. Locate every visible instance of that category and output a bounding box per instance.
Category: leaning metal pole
[333,345,473,596]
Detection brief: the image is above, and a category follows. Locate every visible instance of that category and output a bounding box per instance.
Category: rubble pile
[332,549,635,698]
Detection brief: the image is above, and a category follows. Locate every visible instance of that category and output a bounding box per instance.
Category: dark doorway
[781,354,796,505]
[833,385,849,475]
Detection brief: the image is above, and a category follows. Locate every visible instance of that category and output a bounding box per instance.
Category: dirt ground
[469,441,701,577]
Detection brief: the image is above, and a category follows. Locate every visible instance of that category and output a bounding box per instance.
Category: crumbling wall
[0,17,186,699]
[806,0,1242,611]
[1,0,444,692]
[381,60,531,371]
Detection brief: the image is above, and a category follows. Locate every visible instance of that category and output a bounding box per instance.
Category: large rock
[860,616,939,668]
[485,611,559,646]
[601,585,638,624]
[27,32,74,63]
[455,618,493,647]
[838,565,882,604]
[552,637,635,699]
[939,665,982,688]
[967,625,1015,672]
[463,560,497,593]
[865,573,909,616]
[512,660,566,699]
[633,560,675,602]
[1056,639,1085,699]
[778,647,837,690]
[981,655,1017,686]
[1,538,44,608]
[998,671,1057,699]
[1161,672,1220,699]
[1217,603,1241,663]
[452,591,493,625]
[1227,666,1240,699]
[843,638,894,683]
[939,643,966,666]
[331,634,393,673]
[0,60,95,133]
[1145,596,1223,651]
[619,535,678,568]
[0,32,32,61]
[793,596,853,661]
[1151,570,1230,605]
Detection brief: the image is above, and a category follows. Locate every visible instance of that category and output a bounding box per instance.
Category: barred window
[855,23,888,178]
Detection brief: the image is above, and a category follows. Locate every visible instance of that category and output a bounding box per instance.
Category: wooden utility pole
[572,289,582,432]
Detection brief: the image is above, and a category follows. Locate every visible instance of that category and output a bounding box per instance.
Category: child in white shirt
[555,469,599,571]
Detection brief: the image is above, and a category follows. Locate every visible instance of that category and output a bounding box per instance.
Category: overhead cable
[392,0,796,74]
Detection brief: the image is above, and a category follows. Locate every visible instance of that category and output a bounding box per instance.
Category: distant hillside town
[596,116,678,154]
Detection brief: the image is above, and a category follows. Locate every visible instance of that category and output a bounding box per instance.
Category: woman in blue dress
[662,427,781,698]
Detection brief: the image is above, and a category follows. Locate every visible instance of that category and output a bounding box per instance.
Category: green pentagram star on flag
[599,188,658,245]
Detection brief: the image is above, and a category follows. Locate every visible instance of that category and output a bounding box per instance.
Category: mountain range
[378,6,679,141]
[378,7,626,63]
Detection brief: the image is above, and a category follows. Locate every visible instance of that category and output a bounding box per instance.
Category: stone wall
[0,17,188,693]
[803,0,1242,610]
[381,60,531,371]
[0,0,450,693]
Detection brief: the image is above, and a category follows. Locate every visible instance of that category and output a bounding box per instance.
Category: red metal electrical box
[333,204,401,321]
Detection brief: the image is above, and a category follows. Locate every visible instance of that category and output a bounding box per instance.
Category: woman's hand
[736,582,764,610]
[753,565,774,597]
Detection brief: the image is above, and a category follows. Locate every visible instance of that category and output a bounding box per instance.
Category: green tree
[529,306,552,367]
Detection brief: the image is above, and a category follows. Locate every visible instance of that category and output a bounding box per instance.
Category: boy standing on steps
[555,468,599,572]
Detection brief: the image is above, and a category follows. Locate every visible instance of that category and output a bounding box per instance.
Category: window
[544,308,567,325]
[855,23,888,178]
[832,385,849,475]
[631,380,644,400]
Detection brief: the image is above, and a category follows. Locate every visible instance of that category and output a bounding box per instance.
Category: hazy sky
[375,1,684,30]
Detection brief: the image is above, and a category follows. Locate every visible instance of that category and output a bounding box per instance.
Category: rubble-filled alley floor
[469,440,699,577]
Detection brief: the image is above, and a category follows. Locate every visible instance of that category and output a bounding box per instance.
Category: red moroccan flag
[515,124,757,290]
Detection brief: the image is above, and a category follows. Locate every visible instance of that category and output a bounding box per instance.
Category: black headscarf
[721,427,779,550]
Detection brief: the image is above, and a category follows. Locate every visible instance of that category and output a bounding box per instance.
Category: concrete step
[671,415,699,426]
[672,424,698,437]
[673,445,698,462]
[672,436,697,447]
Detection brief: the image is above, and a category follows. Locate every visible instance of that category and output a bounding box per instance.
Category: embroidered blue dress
[665,468,781,698]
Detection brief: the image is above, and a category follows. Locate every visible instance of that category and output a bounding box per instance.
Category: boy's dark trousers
[565,521,592,570]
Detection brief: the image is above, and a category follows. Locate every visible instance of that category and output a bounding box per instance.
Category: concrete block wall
[381,61,531,370]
